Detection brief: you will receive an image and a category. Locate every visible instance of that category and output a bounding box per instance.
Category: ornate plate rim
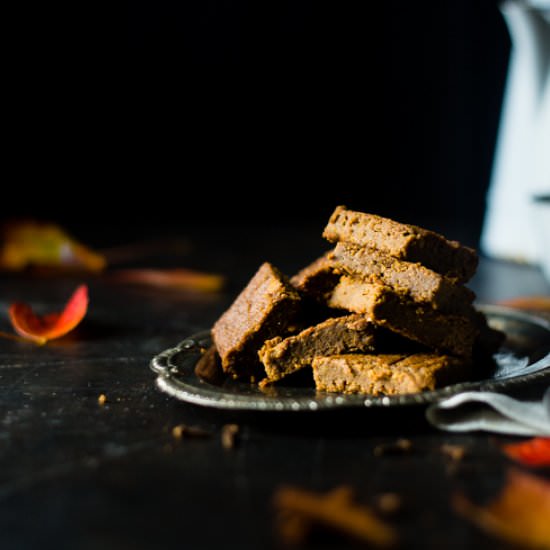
[150,305,550,411]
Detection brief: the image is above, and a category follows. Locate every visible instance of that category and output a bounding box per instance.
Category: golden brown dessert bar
[212,262,301,379]
[259,314,377,384]
[328,277,478,358]
[323,206,478,282]
[331,242,475,314]
[312,353,471,395]
[290,251,339,301]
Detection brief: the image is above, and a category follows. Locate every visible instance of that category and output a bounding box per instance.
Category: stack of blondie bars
[211,206,504,395]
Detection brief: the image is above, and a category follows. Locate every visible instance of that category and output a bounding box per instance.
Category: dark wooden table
[1,222,549,550]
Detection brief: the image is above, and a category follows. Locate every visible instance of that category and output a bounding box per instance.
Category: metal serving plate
[150,306,550,411]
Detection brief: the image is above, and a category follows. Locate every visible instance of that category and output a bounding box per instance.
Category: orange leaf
[8,285,89,344]
[454,468,550,549]
[497,296,550,312]
[0,220,106,272]
[110,268,224,292]
[273,485,398,547]
[503,438,550,467]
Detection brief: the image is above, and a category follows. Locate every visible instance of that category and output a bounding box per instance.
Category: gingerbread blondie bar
[313,353,470,395]
[259,314,377,383]
[212,262,301,379]
[323,206,478,282]
[331,242,475,313]
[328,277,478,358]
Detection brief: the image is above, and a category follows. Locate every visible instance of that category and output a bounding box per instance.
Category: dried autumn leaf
[498,296,550,312]
[453,468,550,549]
[503,437,550,467]
[110,268,224,292]
[273,485,398,547]
[0,220,106,272]
[9,285,89,344]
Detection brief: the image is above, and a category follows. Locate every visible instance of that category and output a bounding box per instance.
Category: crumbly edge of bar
[312,353,471,395]
[331,242,475,313]
[258,314,377,383]
[328,277,478,358]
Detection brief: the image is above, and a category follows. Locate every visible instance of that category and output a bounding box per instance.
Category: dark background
[7,1,510,246]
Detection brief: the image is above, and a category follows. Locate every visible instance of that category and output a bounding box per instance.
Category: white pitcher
[481,0,550,264]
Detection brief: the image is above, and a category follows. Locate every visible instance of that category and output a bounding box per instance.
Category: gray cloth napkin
[426,386,550,436]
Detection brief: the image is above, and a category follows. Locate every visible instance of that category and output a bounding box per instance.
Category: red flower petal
[9,285,89,344]
[502,438,550,467]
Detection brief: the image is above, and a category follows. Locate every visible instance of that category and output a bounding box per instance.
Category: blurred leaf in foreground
[0,220,106,272]
[502,437,550,468]
[273,485,398,547]
[453,468,550,549]
[8,285,89,344]
[110,268,224,292]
